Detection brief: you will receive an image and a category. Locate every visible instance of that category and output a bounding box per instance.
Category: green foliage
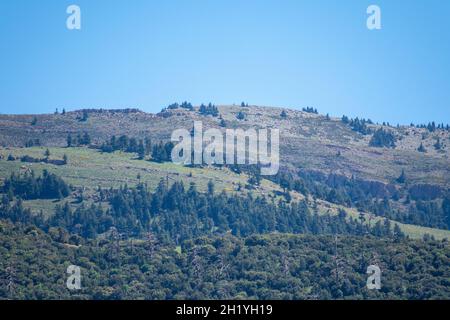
[100,135,150,159]
[418,143,427,153]
[81,110,89,122]
[1,170,70,200]
[199,103,219,117]
[67,132,91,147]
[351,119,371,135]
[1,221,448,300]
[341,115,349,124]
[267,170,450,230]
[434,138,442,150]
[341,116,373,135]
[167,102,193,111]
[42,180,402,241]
[67,134,73,147]
[81,132,91,145]
[396,169,406,184]
[443,196,450,228]
[302,107,318,114]
[236,111,246,120]
[370,129,396,148]
[151,141,174,163]
[25,139,41,148]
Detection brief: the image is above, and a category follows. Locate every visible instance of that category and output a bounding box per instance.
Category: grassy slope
[1,146,449,240]
[219,105,450,186]
[0,146,292,193]
[0,105,449,187]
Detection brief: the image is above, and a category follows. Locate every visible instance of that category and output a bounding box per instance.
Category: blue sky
[0,0,449,124]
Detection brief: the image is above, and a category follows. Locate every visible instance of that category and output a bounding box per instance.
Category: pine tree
[393,224,404,241]
[236,111,245,120]
[396,169,406,184]
[434,138,442,150]
[137,140,145,160]
[82,132,91,145]
[81,110,89,122]
[341,115,349,124]
[144,137,152,155]
[418,143,427,153]
[67,134,73,147]
[370,128,396,148]
[443,196,450,229]
[199,103,219,117]
[207,180,215,196]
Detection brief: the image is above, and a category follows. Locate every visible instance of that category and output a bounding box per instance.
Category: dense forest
[1,170,70,200]
[1,220,448,300]
[260,168,450,231]
[2,169,449,299]
[1,173,403,243]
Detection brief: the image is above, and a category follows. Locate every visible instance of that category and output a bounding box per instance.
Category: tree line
[1,170,70,200]
[1,172,404,243]
[259,169,450,230]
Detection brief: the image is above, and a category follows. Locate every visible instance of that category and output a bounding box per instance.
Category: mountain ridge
[1,104,449,188]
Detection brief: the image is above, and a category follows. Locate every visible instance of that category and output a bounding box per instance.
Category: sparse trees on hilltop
[81,110,89,122]
[302,107,318,114]
[199,103,219,117]
[341,115,349,124]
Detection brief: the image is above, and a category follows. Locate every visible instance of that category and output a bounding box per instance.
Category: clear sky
[0,0,449,124]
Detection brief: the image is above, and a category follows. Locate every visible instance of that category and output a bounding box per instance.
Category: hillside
[0,147,450,239]
[0,146,449,240]
[1,105,449,187]
[1,104,450,300]
[1,104,450,238]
